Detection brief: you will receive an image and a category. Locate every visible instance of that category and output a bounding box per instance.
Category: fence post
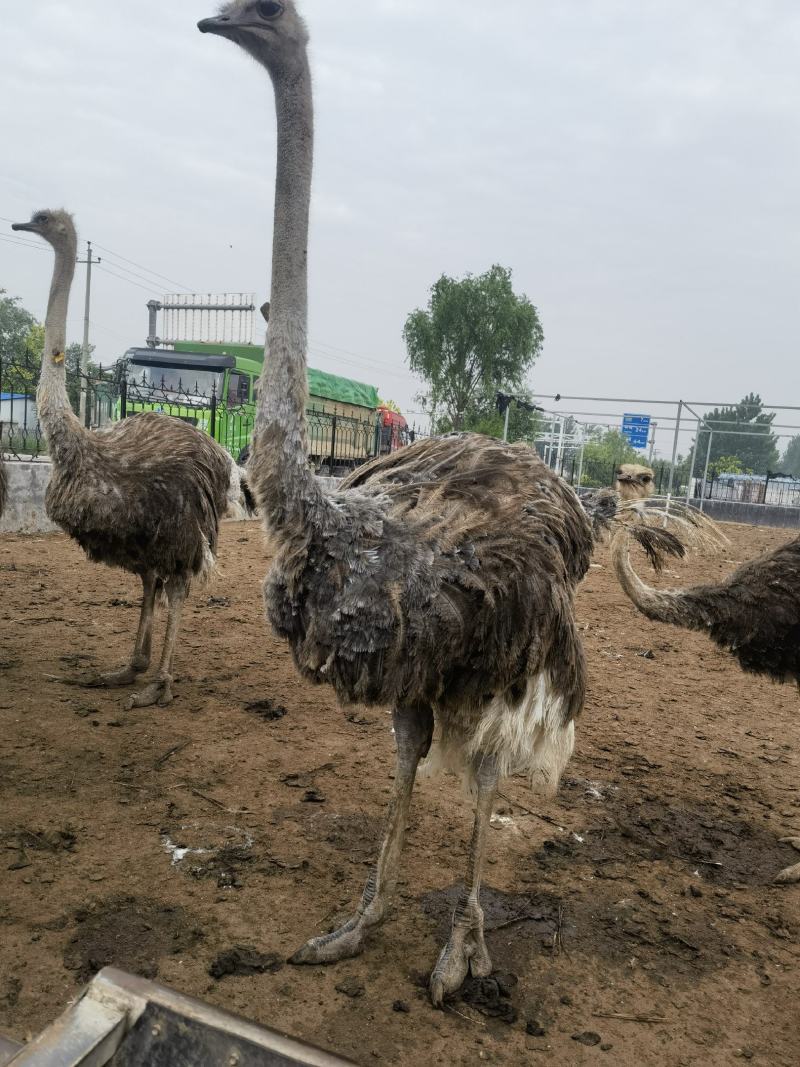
[210,385,217,440]
[699,430,713,512]
[328,415,337,473]
[120,377,128,420]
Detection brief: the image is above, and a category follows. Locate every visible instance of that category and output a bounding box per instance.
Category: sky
[2,0,799,458]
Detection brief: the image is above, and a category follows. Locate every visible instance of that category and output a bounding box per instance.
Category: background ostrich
[200,0,603,1004]
[11,209,250,708]
[615,463,655,502]
[612,525,800,884]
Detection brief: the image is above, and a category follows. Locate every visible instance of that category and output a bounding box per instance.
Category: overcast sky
[2,0,799,456]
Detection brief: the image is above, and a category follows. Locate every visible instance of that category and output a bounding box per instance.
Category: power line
[92,242,195,294]
[95,263,159,295]
[0,233,46,252]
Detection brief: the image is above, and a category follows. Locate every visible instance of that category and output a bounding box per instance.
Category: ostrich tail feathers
[618,498,729,554]
[628,526,686,573]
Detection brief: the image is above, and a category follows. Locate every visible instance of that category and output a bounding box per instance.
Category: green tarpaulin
[171,342,379,410]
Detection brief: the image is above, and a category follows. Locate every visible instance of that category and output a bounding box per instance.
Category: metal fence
[0,351,420,473]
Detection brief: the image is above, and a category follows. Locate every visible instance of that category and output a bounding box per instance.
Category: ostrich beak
[198,16,229,34]
[11,221,36,232]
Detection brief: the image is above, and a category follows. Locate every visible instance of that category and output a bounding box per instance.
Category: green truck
[119,342,390,467]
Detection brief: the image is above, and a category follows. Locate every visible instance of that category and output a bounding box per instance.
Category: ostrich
[612,525,800,883]
[614,463,655,502]
[10,209,250,708]
[200,1,602,1003]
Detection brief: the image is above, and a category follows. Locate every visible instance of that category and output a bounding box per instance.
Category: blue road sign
[622,414,651,449]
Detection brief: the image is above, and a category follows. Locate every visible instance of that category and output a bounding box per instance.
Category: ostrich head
[12,209,76,253]
[614,463,655,502]
[198,1,308,72]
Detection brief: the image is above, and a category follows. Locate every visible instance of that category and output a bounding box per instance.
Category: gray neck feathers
[37,235,82,461]
[251,53,329,538]
[610,529,679,623]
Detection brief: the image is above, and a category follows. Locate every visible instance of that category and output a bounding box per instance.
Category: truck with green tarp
[118,341,406,467]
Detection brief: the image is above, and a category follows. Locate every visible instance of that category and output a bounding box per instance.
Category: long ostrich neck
[610,529,683,624]
[251,54,324,537]
[37,235,82,462]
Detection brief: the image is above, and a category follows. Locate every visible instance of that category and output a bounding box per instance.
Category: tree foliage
[0,293,101,405]
[707,454,746,478]
[691,393,779,476]
[579,429,649,488]
[0,290,38,362]
[404,265,543,432]
[780,436,800,478]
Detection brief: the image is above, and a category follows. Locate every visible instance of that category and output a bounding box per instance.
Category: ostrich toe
[429,919,493,1008]
[775,839,800,884]
[774,863,800,885]
[290,912,375,966]
[64,664,145,688]
[125,676,174,710]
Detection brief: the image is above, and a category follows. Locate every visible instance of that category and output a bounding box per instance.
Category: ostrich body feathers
[263,434,594,788]
[47,411,236,581]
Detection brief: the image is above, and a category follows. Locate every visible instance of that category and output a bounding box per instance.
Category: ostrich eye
[35,213,49,224]
[256,0,283,17]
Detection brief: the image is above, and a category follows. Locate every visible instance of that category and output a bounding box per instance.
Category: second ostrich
[11,209,249,708]
[615,463,655,502]
[612,525,800,883]
[200,0,602,1003]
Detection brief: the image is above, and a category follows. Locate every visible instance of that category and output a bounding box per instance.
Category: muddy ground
[0,520,797,1066]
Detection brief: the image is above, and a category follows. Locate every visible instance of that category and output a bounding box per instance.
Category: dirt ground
[0,519,797,1066]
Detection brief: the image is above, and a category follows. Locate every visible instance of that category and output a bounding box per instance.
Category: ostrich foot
[775,839,800,884]
[290,880,388,965]
[289,914,372,966]
[63,664,145,688]
[429,904,492,1007]
[125,675,173,710]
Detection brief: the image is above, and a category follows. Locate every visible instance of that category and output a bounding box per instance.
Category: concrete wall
[691,497,800,530]
[0,461,344,535]
[5,461,796,535]
[0,462,58,534]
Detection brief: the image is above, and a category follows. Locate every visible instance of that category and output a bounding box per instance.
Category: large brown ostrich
[200,0,603,1004]
[612,525,800,883]
[11,209,250,708]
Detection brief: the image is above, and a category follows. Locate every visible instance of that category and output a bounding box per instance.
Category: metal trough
[0,968,354,1066]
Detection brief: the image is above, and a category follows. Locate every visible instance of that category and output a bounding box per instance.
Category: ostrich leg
[72,571,158,687]
[775,839,800,884]
[429,752,499,1007]
[290,706,433,964]
[126,575,189,709]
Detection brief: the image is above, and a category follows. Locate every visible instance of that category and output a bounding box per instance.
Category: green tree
[0,290,37,361]
[691,393,779,476]
[404,265,544,432]
[434,385,544,445]
[780,436,800,478]
[579,428,648,487]
[707,454,746,479]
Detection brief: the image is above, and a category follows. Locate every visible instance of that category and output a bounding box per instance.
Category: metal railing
[0,352,422,472]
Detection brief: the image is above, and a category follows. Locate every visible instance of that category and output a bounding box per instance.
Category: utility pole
[77,241,100,426]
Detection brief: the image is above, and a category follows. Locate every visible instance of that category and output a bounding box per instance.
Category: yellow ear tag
[53,351,65,364]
